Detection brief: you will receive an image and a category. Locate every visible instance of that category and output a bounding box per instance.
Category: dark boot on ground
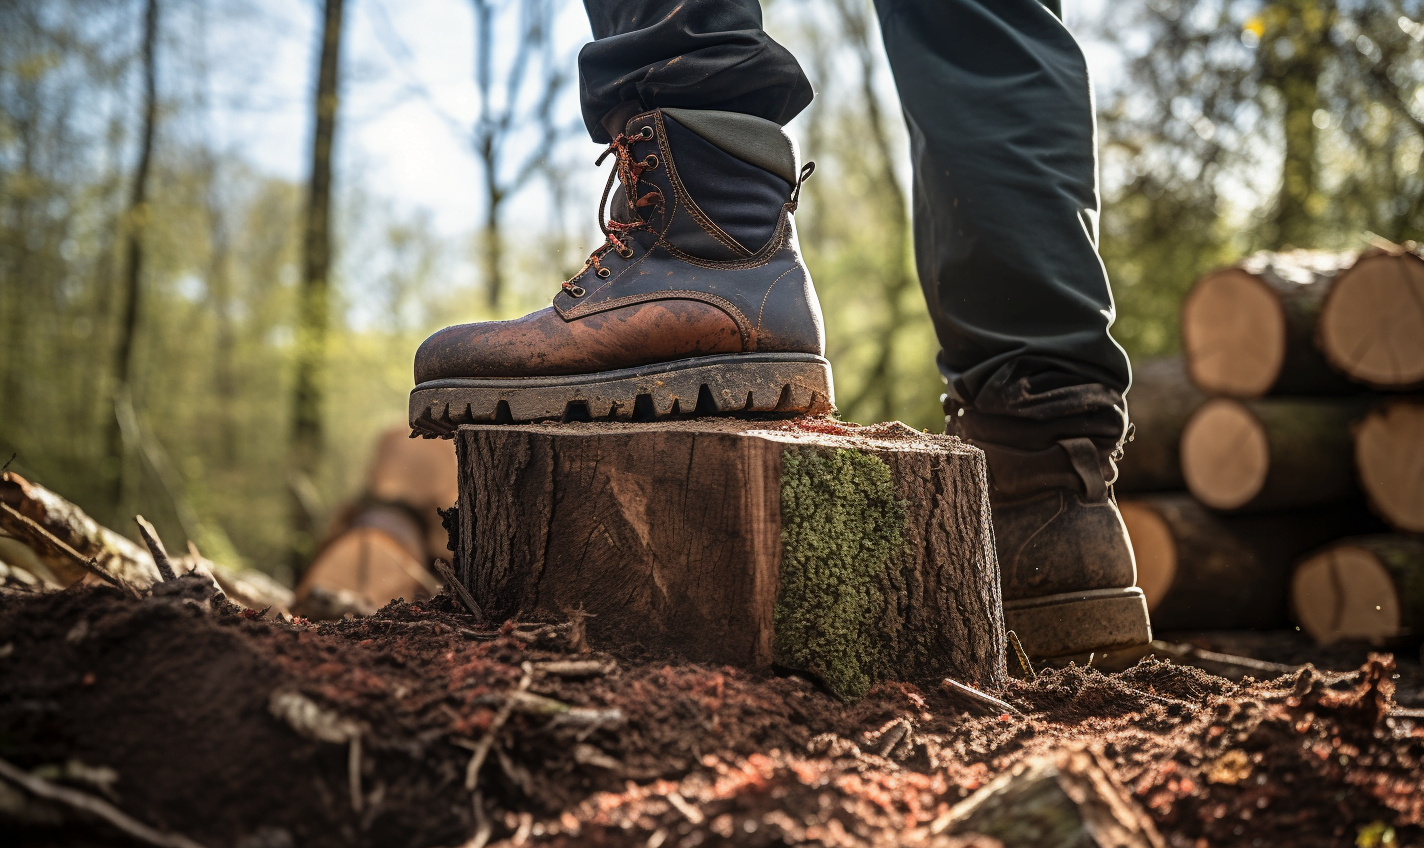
[410,108,832,434]
[969,433,1152,659]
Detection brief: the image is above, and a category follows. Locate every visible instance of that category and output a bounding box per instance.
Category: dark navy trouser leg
[578,0,1132,492]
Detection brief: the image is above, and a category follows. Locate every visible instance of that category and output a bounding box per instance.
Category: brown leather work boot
[410,108,833,434]
[974,436,1153,659]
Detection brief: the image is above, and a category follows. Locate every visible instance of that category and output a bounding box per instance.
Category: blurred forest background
[1,0,1421,583]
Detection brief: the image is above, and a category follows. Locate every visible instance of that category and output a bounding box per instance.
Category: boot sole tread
[409,353,834,436]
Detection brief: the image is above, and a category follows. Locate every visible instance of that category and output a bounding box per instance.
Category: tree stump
[450,418,1005,697]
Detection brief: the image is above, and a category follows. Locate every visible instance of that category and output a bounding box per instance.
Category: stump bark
[452,418,1005,697]
[1119,494,1385,630]
[1292,535,1424,645]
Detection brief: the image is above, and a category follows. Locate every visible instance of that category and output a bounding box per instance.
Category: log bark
[1318,247,1424,391]
[1116,358,1206,493]
[1119,494,1386,630]
[1180,397,1373,511]
[453,419,1004,697]
[1181,250,1358,397]
[944,748,1165,848]
[1354,398,1424,533]
[1292,535,1424,645]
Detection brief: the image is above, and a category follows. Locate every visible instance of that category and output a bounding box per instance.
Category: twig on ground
[1007,630,1036,681]
[463,790,493,848]
[0,755,207,848]
[134,516,176,582]
[434,560,486,624]
[941,677,1025,717]
[532,659,615,677]
[0,503,136,597]
[458,663,533,791]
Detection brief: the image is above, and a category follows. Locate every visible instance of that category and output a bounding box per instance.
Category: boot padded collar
[660,108,799,185]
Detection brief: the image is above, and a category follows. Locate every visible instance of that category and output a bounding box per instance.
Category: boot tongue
[608,185,635,225]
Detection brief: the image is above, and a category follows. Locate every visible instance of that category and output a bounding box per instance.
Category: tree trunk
[1353,399,1424,533]
[1180,397,1373,511]
[1180,250,1358,398]
[1317,247,1424,390]
[104,0,160,518]
[1119,494,1386,630]
[1116,358,1205,493]
[451,419,1004,698]
[1292,535,1424,645]
[289,0,345,571]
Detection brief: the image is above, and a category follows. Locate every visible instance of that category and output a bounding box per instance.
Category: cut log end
[1180,399,1269,510]
[1118,501,1176,612]
[1292,538,1424,644]
[1354,400,1424,533]
[1319,252,1424,389]
[1182,270,1287,397]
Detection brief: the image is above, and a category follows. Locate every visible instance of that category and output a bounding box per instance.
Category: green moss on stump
[774,447,907,699]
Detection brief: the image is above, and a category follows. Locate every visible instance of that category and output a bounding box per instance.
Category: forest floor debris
[1,580,1422,848]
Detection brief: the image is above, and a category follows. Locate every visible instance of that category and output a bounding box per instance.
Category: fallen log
[1353,399,1424,533]
[450,418,1005,698]
[1180,397,1373,511]
[0,470,291,611]
[0,473,158,591]
[1119,494,1385,630]
[1117,358,1206,493]
[1318,245,1424,391]
[1292,535,1424,645]
[1181,249,1359,397]
[944,748,1165,847]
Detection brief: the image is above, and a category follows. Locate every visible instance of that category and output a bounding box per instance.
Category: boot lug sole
[409,352,834,435]
[1003,587,1152,660]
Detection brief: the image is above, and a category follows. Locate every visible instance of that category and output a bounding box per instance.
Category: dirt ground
[2,579,1422,848]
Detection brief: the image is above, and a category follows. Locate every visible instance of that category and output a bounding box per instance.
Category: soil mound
[2,582,1421,847]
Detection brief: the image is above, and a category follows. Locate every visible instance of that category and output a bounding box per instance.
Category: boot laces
[562,131,664,296]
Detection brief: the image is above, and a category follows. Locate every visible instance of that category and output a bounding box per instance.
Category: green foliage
[773,446,907,699]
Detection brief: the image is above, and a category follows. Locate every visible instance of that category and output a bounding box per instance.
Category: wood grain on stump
[1292,536,1424,645]
[1354,399,1424,533]
[1181,250,1358,398]
[451,418,1004,697]
[1120,494,1385,630]
[1180,397,1372,511]
[1318,248,1424,390]
[1116,358,1206,493]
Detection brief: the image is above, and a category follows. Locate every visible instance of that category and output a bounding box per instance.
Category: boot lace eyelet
[568,285,585,297]
[597,267,612,278]
[638,125,654,140]
[642,154,659,170]
[618,246,634,258]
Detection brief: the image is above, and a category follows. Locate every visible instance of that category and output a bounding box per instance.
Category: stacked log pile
[1117,244,1424,643]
